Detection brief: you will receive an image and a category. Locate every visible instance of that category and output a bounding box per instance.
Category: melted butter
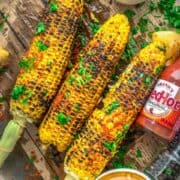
[99,172,145,180]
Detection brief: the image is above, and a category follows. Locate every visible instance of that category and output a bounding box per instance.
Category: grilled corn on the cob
[11,0,84,121]
[39,14,130,152]
[64,31,180,179]
[0,0,84,167]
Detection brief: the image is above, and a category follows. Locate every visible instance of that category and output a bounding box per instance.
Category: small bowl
[116,0,145,5]
[96,168,151,180]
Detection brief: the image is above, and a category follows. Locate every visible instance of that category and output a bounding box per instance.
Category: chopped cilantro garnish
[22,98,29,105]
[85,74,92,83]
[84,149,89,156]
[11,85,26,100]
[144,76,152,86]
[90,63,95,71]
[28,156,35,164]
[0,15,8,32]
[49,3,58,12]
[79,57,85,63]
[132,26,139,35]
[124,9,136,20]
[154,26,160,32]
[35,22,45,35]
[65,93,70,98]
[149,0,156,11]
[93,17,100,23]
[124,124,130,131]
[86,0,91,4]
[138,18,149,33]
[68,61,73,69]
[103,142,116,151]
[164,167,172,175]
[140,41,149,49]
[90,22,100,35]
[68,75,76,84]
[106,101,119,114]
[47,60,53,66]
[139,73,145,78]
[158,0,179,28]
[36,41,48,51]
[87,51,94,56]
[74,104,81,112]
[136,149,142,158]
[0,96,5,102]
[53,176,59,180]
[0,67,6,74]
[155,65,165,75]
[111,74,119,82]
[76,76,85,86]
[18,58,34,71]
[57,113,70,125]
[78,34,86,47]
[121,35,138,64]
[73,132,80,140]
[78,64,86,75]
[157,45,166,52]
[112,145,129,168]
[117,132,125,140]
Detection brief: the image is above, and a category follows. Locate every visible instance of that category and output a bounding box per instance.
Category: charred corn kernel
[10,0,84,121]
[39,14,130,152]
[64,32,180,179]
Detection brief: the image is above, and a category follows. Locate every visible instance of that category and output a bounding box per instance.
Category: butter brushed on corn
[64,31,180,179]
[39,14,130,152]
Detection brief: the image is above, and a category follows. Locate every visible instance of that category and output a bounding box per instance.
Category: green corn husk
[0,114,26,167]
[0,119,26,167]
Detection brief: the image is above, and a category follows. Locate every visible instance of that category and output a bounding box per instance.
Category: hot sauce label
[143,79,180,130]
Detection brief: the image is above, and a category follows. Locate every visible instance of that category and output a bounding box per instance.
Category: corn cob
[39,14,130,152]
[0,0,84,167]
[64,31,180,179]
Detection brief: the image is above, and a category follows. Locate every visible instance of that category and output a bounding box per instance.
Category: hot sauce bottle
[137,58,180,141]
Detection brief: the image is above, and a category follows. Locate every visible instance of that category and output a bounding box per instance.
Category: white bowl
[116,0,145,5]
[96,168,151,180]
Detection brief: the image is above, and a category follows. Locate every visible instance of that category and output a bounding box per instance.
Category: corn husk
[0,111,27,167]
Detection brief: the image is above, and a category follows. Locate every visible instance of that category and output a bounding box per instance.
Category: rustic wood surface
[0,0,179,179]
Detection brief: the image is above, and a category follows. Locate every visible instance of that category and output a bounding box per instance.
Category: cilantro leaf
[138,18,149,33]
[124,9,136,20]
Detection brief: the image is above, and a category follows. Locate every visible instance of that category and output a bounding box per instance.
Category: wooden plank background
[0,0,180,179]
